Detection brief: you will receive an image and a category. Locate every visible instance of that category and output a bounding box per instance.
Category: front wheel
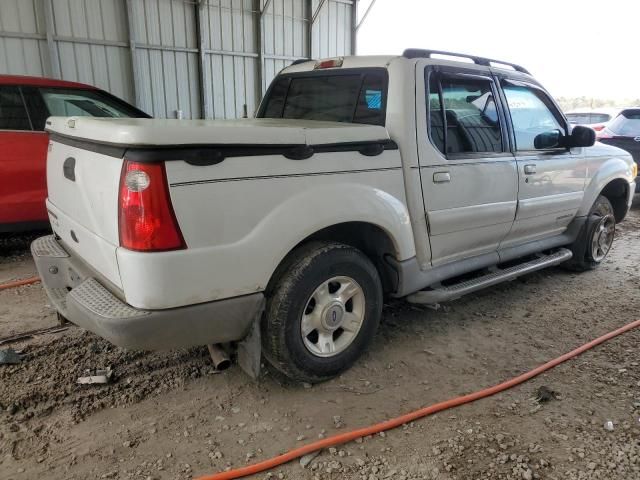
[262,241,382,384]
[564,195,616,271]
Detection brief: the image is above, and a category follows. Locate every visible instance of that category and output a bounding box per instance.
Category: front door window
[502,85,565,151]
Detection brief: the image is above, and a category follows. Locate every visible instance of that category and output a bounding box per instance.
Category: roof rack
[402,48,530,75]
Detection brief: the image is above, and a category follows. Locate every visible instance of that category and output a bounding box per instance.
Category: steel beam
[351,0,357,55]
[257,0,273,96]
[261,0,274,18]
[263,53,308,61]
[195,1,211,119]
[125,0,141,109]
[356,0,376,31]
[0,31,45,41]
[43,0,61,78]
[311,0,328,24]
[53,36,129,48]
[306,0,313,58]
[206,49,259,58]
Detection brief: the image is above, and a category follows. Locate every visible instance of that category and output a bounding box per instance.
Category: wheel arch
[267,221,403,296]
[259,183,415,296]
[599,178,630,222]
[579,155,633,221]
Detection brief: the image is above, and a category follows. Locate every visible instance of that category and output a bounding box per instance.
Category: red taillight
[118,160,185,252]
[592,124,605,131]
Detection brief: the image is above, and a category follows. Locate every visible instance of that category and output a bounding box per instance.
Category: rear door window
[0,86,32,131]
[39,88,144,119]
[21,86,50,131]
[427,72,504,155]
[260,69,387,126]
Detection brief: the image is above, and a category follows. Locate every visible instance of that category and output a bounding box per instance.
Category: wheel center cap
[323,303,344,330]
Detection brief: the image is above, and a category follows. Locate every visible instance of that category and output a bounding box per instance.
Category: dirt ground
[1,204,639,480]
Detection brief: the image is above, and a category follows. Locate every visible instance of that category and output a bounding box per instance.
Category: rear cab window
[258,68,387,126]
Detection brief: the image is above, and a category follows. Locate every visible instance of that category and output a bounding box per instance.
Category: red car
[0,75,149,232]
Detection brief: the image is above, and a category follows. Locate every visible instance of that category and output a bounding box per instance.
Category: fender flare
[250,183,416,287]
[578,156,634,217]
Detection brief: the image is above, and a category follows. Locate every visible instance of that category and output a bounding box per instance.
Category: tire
[564,195,616,271]
[262,241,383,384]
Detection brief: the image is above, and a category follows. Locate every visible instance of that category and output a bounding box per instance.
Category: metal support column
[125,0,141,108]
[351,0,357,55]
[253,0,263,102]
[195,1,211,119]
[306,0,313,59]
[258,0,274,96]
[43,0,61,79]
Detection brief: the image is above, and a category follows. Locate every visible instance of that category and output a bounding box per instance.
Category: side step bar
[407,248,572,304]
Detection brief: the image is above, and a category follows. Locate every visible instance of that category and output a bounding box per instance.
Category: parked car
[565,107,621,132]
[0,75,149,233]
[597,108,640,192]
[32,50,637,383]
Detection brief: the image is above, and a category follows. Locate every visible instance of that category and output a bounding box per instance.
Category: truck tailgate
[46,138,123,288]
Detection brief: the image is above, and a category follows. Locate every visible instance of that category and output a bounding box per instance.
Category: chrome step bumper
[407,248,573,304]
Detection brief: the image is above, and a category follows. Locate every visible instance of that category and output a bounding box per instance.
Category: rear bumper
[31,235,264,350]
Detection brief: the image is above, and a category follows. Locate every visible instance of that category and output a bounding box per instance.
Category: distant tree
[554,96,637,112]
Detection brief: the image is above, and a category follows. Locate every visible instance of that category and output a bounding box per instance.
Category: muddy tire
[262,241,382,384]
[564,195,616,271]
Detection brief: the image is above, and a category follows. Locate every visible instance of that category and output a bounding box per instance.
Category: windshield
[608,110,640,136]
[259,69,387,126]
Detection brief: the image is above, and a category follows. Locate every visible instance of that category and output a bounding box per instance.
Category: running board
[407,248,572,304]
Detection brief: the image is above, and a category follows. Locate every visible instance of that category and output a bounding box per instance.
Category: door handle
[433,171,451,183]
[523,164,536,175]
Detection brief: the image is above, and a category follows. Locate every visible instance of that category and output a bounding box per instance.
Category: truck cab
[32,50,637,383]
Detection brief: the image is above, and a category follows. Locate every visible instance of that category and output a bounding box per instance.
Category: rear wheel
[262,242,382,384]
[564,195,615,271]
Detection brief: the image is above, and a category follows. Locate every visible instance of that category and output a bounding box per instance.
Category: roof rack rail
[402,48,530,75]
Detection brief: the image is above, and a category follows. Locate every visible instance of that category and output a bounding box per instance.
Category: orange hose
[195,318,640,480]
[0,276,40,291]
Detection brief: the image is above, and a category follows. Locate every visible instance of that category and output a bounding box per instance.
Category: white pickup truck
[32,50,637,383]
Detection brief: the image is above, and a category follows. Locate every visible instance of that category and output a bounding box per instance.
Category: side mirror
[534,125,597,150]
[567,125,596,148]
[534,129,562,149]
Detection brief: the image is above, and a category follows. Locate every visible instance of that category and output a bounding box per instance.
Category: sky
[357,0,639,101]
